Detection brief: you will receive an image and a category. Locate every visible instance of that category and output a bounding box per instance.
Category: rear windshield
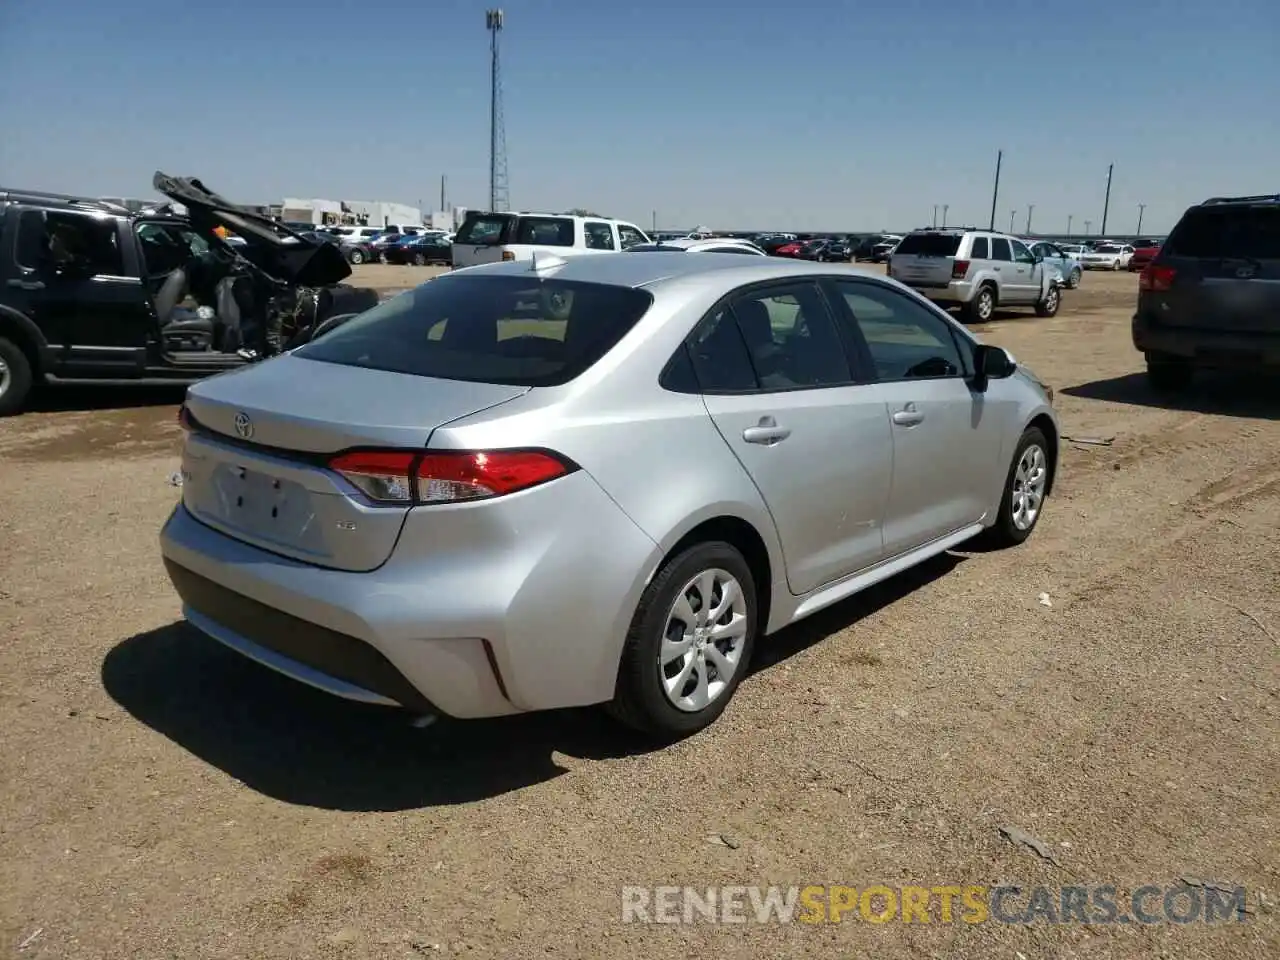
[1163,205,1280,259]
[454,213,512,245]
[293,276,654,387]
[894,233,961,256]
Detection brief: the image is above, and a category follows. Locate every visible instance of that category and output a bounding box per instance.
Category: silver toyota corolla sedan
[161,252,1058,738]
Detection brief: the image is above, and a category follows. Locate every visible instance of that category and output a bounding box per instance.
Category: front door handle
[892,403,925,426]
[743,416,790,445]
[6,278,45,291]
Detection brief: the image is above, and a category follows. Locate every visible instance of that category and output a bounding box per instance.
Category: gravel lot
[2,267,1277,959]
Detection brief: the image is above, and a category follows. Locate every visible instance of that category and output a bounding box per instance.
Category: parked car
[1027,240,1083,288]
[772,240,807,258]
[887,228,1064,322]
[0,174,378,415]
[1133,193,1280,390]
[1080,244,1134,270]
[796,239,830,261]
[1128,240,1161,272]
[868,236,903,263]
[161,252,1057,738]
[626,238,767,255]
[451,212,651,268]
[384,233,453,266]
[818,238,853,262]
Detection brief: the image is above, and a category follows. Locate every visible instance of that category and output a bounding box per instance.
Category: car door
[1008,238,1043,302]
[694,280,893,594]
[826,278,1008,557]
[14,208,149,375]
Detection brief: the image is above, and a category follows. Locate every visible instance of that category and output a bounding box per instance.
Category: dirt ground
[1,267,1277,959]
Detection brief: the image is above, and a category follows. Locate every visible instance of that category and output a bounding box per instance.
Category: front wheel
[412,253,426,266]
[607,542,758,739]
[0,336,35,416]
[1066,268,1081,289]
[1111,259,1121,271]
[981,426,1050,547]
[348,249,364,265]
[1035,284,1061,317]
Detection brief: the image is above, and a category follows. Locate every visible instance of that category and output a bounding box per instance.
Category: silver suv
[888,229,1063,322]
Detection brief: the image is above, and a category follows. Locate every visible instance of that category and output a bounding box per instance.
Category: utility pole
[1009,209,1017,233]
[486,9,509,212]
[1025,204,1035,235]
[1084,219,1092,236]
[1067,214,1073,237]
[942,204,949,228]
[651,210,657,233]
[440,175,446,211]
[1100,162,1113,236]
[1136,203,1146,236]
[988,150,1002,231]
[933,204,938,228]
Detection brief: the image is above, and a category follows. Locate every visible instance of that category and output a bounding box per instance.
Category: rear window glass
[970,237,990,259]
[293,277,654,387]
[1163,206,1280,259]
[894,233,962,256]
[514,216,575,247]
[454,214,511,244]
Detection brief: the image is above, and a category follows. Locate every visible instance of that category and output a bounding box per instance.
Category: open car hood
[153,171,351,287]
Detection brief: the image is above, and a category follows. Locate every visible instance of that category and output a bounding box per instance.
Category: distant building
[280,197,423,227]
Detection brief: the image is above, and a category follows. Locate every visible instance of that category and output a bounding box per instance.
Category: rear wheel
[963,284,996,322]
[1066,268,1082,289]
[1146,354,1193,392]
[0,336,34,417]
[412,253,426,266]
[607,541,758,739]
[348,249,364,264]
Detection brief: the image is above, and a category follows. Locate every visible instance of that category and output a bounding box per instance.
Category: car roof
[445,251,885,290]
[632,237,759,251]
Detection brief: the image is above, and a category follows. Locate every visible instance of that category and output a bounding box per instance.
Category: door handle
[6,278,45,291]
[892,403,925,426]
[743,416,790,445]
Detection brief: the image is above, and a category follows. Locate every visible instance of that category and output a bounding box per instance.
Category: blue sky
[2,0,1276,233]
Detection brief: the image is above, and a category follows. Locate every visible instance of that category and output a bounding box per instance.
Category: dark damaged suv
[1134,193,1280,390]
[0,173,378,415]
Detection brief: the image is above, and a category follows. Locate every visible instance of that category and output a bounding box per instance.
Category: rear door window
[583,221,617,250]
[18,210,124,276]
[969,236,990,259]
[990,238,1013,261]
[293,276,653,387]
[894,233,962,257]
[513,216,575,247]
[1163,205,1280,259]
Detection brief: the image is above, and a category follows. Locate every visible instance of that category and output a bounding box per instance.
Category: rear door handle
[743,416,791,445]
[6,278,45,290]
[892,404,925,426]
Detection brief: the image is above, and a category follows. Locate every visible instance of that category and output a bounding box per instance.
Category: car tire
[0,335,34,417]
[1035,284,1061,317]
[606,541,758,740]
[348,249,364,265]
[1146,354,1193,392]
[412,253,426,266]
[963,284,996,323]
[1111,260,1120,271]
[1067,268,1081,289]
[980,425,1051,548]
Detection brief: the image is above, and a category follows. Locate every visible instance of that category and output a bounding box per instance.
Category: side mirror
[974,344,1016,382]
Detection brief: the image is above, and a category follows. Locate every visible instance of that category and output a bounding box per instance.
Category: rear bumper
[894,278,972,303]
[1133,316,1280,368]
[159,469,662,718]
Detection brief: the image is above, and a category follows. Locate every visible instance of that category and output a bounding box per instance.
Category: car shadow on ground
[29,383,187,414]
[101,553,964,813]
[1062,371,1280,420]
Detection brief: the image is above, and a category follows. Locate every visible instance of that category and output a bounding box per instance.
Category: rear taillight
[329,449,574,506]
[951,259,970,280]
[502,250,516,261]
[1139,264,1176,292]
[178,405,193,431]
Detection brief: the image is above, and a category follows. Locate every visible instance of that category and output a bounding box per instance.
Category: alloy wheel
[658,568,749,712]
[1011,444,1048,531]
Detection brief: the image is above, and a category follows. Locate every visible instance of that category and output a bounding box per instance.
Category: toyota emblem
[233,412,254,439]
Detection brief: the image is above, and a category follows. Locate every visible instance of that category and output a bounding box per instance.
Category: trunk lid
[180,355,528,571]
[888,232,960,287]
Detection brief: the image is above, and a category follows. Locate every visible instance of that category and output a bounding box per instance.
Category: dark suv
[0,173,377,415]
[1134,193,1280,390]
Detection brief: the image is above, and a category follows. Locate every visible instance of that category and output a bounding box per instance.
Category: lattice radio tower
[486,9,509,212]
